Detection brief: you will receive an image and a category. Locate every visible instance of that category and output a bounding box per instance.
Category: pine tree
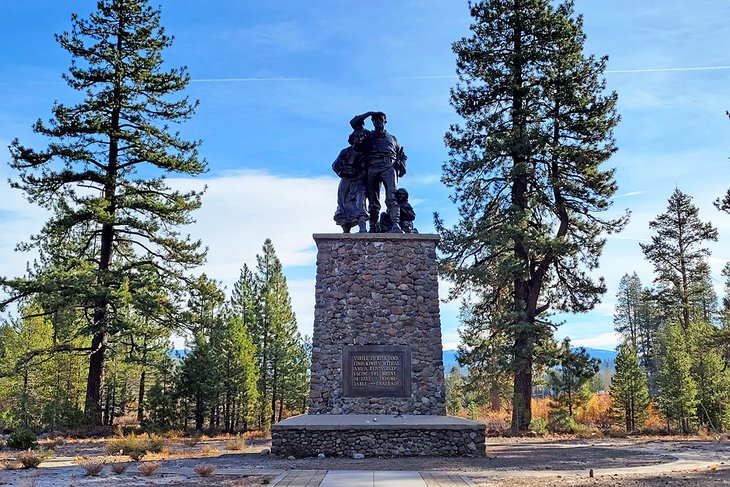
[210,314,259,433]
[614,273,642,348]
[687,321,730,431]
[641,189,718,332]
[436,0,626,432]
[609,343,649,432]
[546,339,599,430]
[656,322,697,433]
[177,275,225,431]
[719,263,730,328]
[143,354,178,430]
[1,0,205,424]
[0,302,87,429]
[445,366,465,415]
[252,239,302,427]
[455,298,512,412]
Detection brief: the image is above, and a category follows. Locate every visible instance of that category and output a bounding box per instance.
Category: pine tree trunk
[512,363,532,433]
[270,364,278,426]
[84,331,108,425]
[137,369,146,423]
[195,392,204,431]
[511,325,533,433]
[22,369,29,428]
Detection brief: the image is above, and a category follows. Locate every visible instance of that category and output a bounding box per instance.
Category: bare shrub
[181,436,200,447]
[194,463,215,477]
[17,450,42,469]
[110,462,128,474]
[243,430,270,439]
[137,461,161,476]
[106,434,165,461]
[200,445,219,456]
[81,461,104,476]
[225,436,247,451]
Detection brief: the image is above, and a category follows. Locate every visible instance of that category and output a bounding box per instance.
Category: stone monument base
[271,414,486,458]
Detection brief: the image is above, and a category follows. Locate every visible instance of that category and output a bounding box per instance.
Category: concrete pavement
[272,470,477,486]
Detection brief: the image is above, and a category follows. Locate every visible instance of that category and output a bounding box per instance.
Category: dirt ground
[0,435,728,486]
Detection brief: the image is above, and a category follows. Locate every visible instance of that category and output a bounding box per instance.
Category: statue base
[271,414,485,457]
[271,234,485,457]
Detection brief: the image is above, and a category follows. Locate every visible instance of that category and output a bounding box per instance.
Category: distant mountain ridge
[442,346,617,371]
[175,347,618,370]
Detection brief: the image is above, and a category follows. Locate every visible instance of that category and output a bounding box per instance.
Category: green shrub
[8,429,38,450]
[529,417,548,436]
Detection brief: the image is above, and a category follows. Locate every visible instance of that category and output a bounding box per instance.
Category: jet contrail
[606,65,730,74]
[190,77,308,82]
[394,65,730,80]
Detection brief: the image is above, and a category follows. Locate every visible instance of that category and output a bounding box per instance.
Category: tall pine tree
[614,273,642,348]
[1,0,205,424]
[610,343,649,432]
[436,0,626,432]
[546,338,599,430]
[640,189,717,332]
[656,322,698,433]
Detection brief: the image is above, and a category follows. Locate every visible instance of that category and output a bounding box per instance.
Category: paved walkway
[272,470,476,486]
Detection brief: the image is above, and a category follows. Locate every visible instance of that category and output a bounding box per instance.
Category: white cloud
[170,169,338,279]
[565,332,621,350]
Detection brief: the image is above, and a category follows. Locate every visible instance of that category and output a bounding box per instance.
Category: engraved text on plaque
[342,345,412,397]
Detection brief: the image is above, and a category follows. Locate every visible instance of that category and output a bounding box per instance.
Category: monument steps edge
[271,414,485,430]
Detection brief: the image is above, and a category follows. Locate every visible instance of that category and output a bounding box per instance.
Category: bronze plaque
[342,345,412,397]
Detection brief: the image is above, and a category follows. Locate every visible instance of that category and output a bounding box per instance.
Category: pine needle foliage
[436,0,627,432]
[610,343,649,432]
[1,0,206,424]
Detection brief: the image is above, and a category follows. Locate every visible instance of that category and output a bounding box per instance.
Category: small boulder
[317,453,326,460]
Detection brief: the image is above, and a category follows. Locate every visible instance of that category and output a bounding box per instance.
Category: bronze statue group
[332,111,417,234]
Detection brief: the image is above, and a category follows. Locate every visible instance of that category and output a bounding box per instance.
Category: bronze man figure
[349,111,407,233]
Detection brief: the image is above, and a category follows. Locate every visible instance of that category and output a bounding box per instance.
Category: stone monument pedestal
[271,234,485,457]
[272,414,484,457]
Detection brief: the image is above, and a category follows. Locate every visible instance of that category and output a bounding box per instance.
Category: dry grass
[194,463,216,477]
[228,476,274,486]
[243,430,270,439]
[17,450,43,469]
[0,452,12,470]
[162,429,186,439]
[81,461,104,476]
[106,434,165,460]
[201,445,220,456]
[181,436,200,447]
[225,435,247,451]
[110,462,128,474]
[41,437,65,449]
[137,461,161,476]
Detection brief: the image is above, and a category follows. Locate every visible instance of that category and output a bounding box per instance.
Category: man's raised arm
[350,111,375,130]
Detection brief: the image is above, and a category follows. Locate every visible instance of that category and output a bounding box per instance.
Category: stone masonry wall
[308,234,446,415]
[272,427,485,458]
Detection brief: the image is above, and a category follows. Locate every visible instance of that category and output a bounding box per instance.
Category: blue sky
[2,0,730,350]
